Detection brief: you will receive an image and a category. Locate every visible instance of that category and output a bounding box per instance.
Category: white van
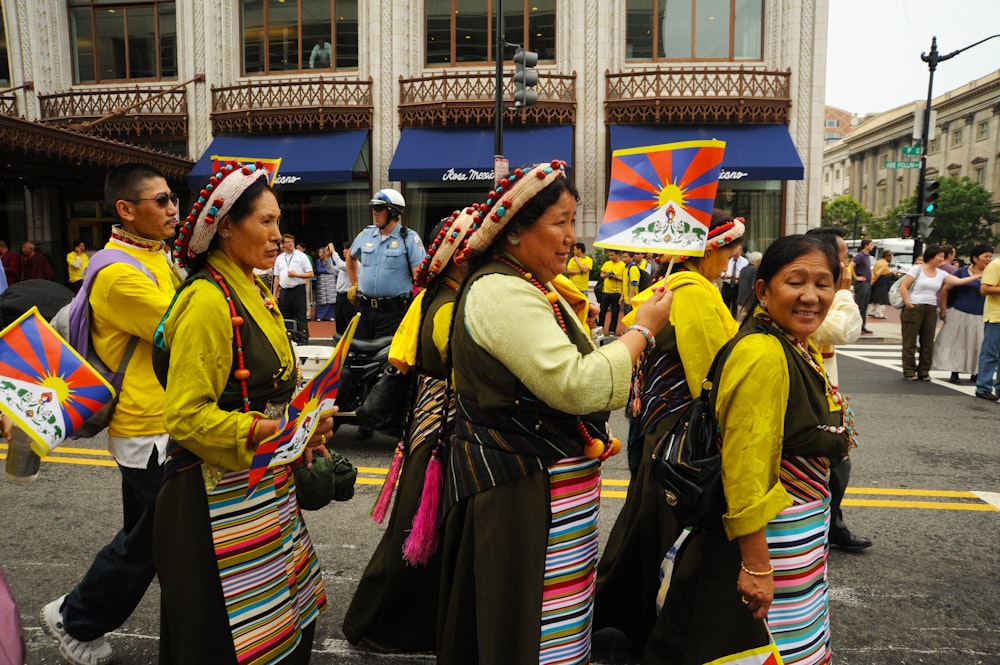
[846,238,914,274]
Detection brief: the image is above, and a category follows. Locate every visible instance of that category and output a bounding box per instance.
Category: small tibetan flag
[0,307,114,457]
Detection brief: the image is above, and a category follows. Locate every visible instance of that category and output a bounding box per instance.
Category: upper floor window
[978,119,989,140]
[69,0,177,83]
[825,118,840,128]
[0,5,9,86]
[425,0,556,66]
[951,127,962,147]
[242,0,358,75]
[626,0,763,61]
[928,137,939,153]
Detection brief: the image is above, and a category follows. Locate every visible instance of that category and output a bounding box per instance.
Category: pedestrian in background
[66,239,88,293]
[598,249,625,336]
[868,249,894,319]
[564,241,593,296]
[0,240,19,286]
[852,238,874,334]
[40,163,183,665]
[735,250,761,321]
[720,243,748,316]
[314,243,339,321]
[272,233,314,325]
[19,241,54,281]
[898,244,979,381]
[333,240,356,333]
[156,161,334,663]
[974,251,1000,401]
[347,189,425,340]
[934,244,992,384]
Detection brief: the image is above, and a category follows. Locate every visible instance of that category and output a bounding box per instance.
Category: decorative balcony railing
[38,85,188,138]
[0,93,17,117]
[210,77,373,134]
[605,66,792,125]
[399,70,576,127]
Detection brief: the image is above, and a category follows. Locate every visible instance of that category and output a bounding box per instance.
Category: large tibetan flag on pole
[0,307,114,457]
[246,312,360,498]
[595,140,725,257]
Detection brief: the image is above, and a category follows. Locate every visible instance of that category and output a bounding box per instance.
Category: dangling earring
[508,234,519,246]
[759,299,766,308]
[222,232,231,238]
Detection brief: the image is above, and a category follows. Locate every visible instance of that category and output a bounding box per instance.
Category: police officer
[347,189,425,339]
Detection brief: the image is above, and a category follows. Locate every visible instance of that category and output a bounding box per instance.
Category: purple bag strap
[67,248,157,360]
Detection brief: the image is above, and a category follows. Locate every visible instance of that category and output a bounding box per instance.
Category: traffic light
[917,214,935,238]
[922,179,940,214]
[900,214,914,239]
[513,46,538,108]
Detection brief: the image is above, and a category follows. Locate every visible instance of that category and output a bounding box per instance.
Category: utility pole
[915,34,1000,259]
[494,0,506,186]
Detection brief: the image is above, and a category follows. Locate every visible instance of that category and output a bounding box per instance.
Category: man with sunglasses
[347,188,425,339]
[40,164,183,665]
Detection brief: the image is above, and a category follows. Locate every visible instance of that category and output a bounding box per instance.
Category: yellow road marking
[4,449,995,512]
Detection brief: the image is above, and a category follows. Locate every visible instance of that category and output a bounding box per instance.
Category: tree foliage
[880,176,999,255]
[821,195,874,238]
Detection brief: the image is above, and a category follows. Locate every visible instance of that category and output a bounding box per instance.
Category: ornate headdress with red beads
[414,205,479,288]
[173,161,270,267]
[463,160,568,258]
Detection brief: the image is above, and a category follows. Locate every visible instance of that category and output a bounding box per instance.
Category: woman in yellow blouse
[643,235,854,664]
[594,209,745,661]
[154,161,334,664]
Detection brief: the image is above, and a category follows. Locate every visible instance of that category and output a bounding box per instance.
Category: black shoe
[860,329,874,335]
[357,426,374,439]
[972,374,978,383]
[830,529,873,552]
[904,375,919,382]
[974,391,999,402]
[919,375,931,382]
[949,372,961,384]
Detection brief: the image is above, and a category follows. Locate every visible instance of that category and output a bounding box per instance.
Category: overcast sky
[825,0,1000,115]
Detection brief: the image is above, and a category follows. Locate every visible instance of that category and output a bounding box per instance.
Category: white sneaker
[39,596,114,665]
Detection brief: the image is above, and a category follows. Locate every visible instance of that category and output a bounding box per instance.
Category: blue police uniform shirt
[350,223,425,298]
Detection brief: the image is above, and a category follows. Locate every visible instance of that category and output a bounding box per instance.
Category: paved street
[3,326,1000,664]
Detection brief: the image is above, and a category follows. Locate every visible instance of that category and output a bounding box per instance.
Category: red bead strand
[206,265,251,413]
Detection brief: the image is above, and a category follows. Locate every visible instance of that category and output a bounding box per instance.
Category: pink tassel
[402,445,444,566]
[371,442,405,524]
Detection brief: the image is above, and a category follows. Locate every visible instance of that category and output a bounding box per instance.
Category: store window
[68,1,177,83]
[0,5,9,86]
[626,0,762,61]
[425,0,556,66]
[242,0,358,75]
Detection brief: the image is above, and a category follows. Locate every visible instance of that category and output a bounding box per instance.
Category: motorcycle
[294,333,394,435]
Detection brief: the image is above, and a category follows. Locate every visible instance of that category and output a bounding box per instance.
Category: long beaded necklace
[494,254,621,460]
[206,264,252,413]
[759,312,858,448]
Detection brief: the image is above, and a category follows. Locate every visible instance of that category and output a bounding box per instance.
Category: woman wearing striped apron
[436,161,673,664]
[154,161,335,665]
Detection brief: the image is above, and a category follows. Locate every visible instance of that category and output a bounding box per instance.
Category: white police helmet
[370,188,406,217]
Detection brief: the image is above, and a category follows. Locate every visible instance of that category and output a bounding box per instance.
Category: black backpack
[630,262,653,293]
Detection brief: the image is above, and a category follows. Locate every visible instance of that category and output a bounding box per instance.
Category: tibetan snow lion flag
[0,307,114,457]
[595,139,725,257]
[246,313,360,498]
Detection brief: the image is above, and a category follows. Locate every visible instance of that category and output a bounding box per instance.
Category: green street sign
[885,160,921,169]
[901,145,923,156]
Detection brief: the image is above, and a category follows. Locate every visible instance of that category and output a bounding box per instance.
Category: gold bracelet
[740,561,774,577]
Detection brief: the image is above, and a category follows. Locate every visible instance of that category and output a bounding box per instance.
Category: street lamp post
[914,34,1000,259]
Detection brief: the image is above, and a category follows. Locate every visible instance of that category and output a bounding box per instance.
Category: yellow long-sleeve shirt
[90,232,182,439]
[161,251,296,471]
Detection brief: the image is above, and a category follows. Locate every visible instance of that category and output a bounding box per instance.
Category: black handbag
[650,333,756,527]
[355,366,413,438]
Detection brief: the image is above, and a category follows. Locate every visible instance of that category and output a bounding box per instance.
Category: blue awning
[388,126,573,182]
[609,124,804,181]
[188,130,369,189]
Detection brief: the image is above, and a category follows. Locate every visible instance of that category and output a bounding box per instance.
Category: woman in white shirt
[898,244,978,381]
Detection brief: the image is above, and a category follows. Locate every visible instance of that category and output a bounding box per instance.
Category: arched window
[626,0,762,61]
[425,0,556,66]
[68,0,177,83]
[242,0,358,75]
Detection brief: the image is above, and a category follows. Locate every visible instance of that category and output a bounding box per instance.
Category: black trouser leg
[829,457,850,533]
